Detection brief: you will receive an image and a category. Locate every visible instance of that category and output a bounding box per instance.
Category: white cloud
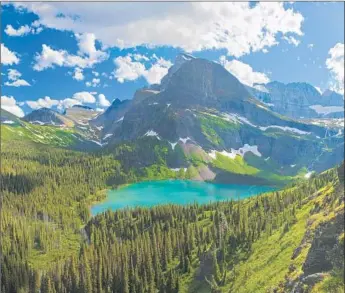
[33,33,108,71]
[72,91,96,103]
[98,94,111,107]
[4,69,31,87]
[1,95,25,117]
[12,2,304,57]
[75,33,108,62]
[7,69,21,81]
[5,24,30,37]
[1,44,20,65]
[282,36,300,47]
[131,54,150,61]
[26,96,85,111]
[4,22,43,37]
[219,57,270,87]
[144,57,173,84]
[326,43,344,94]
[86,78,100,87]
[114,55,146,83]
[57,98,82,110]
[114,54,172,84]
[73,67,84,81]
[92,71,99,77]
[33,44,68,71]
[307,43,314,50]
[92,78,100,86]
[5,79,31,87]
[26,96,60,110]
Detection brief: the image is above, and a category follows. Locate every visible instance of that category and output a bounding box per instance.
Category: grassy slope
[224,180,343,292]
[1,122,78,147]
[212,153,259,175]
[179,167,344,293]
[197,112,240,146]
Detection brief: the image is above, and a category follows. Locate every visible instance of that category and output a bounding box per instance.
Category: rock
[301,273,326,286]
[292,246,302,260]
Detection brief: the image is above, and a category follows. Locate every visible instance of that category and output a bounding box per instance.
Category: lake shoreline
[91,179,277,216]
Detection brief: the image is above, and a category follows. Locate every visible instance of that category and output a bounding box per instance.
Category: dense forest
[1,138,344,293]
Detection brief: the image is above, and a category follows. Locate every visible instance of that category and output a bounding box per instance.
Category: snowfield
[208,144,262,160]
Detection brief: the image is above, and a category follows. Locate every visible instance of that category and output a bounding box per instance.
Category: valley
[1,54,344,293]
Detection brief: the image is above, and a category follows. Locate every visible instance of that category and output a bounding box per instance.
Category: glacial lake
[91,180,276,216]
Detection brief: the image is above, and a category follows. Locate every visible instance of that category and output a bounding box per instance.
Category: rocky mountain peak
[23,107,67,126]
[163,57,250,106]
[159,53,196,90]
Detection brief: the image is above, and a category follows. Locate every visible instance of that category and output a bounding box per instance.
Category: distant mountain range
[2,54,344,185]
[246,82,344,119]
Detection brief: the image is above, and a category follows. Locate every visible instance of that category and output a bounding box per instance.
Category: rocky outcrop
[303,213,344,275]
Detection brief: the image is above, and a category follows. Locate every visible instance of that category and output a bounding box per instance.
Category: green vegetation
[211,153,259,175]
[197,112,239,146]
[1,130,343,292]
[1,114,343,293]
[1,122,79,147]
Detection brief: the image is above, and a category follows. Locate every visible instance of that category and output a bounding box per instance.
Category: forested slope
[1,135,343,292]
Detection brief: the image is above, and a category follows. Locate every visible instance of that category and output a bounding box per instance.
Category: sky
[1,2,344,117]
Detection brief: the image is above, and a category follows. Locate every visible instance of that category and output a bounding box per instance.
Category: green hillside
[1,132,343,292]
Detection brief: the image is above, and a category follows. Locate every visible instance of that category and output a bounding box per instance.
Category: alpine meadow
[0,2,344,293]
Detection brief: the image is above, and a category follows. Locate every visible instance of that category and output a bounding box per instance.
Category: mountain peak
[23,107,67,126]
[163,57,250,105]
[159,53,196,90]
[111,98,122,106]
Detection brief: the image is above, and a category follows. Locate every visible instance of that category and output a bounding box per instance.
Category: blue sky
[1,2,344,117]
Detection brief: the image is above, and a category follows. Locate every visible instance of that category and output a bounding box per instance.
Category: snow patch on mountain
[309,105,344,115]
[170,167,187,172]
[2,120,14,124]
[89,140,108,147]
[259,125,311,135]
[169,141,178,150]
[220,111,310,136]
[103,133,113,140]
[31,120,45,125]
[208,144,262,160]
[145,130,160,140]
[179,137,191,144]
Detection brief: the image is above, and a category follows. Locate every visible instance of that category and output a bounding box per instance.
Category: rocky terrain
[3,54,344,185]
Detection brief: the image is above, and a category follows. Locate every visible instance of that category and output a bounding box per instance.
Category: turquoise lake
[91,180,276,215]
